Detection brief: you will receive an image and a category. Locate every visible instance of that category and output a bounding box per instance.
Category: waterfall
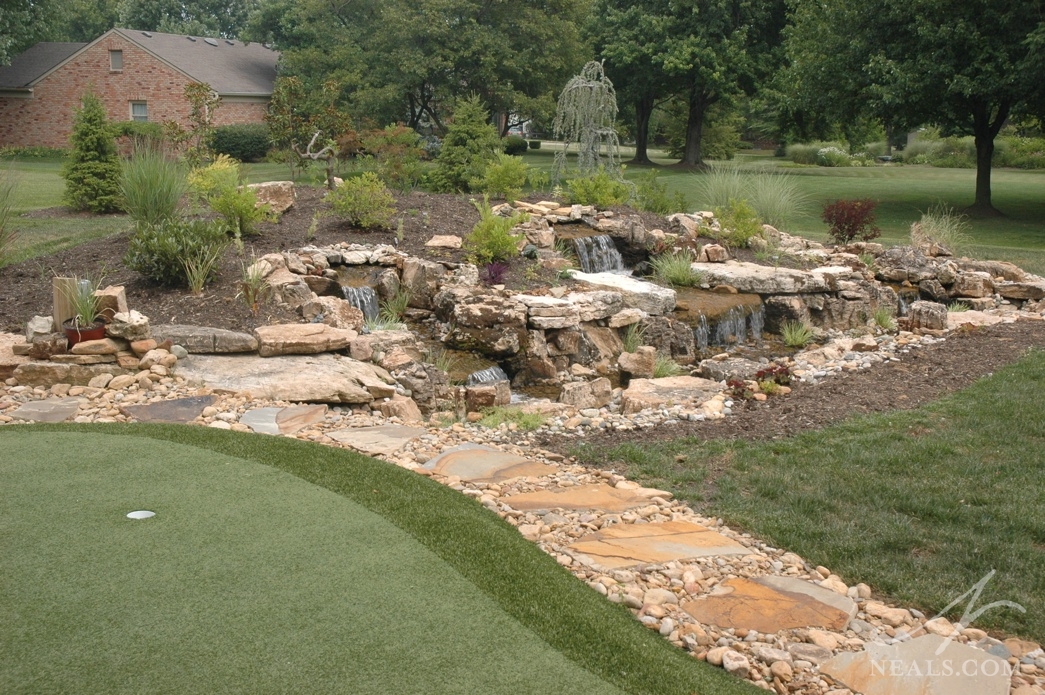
[707,305,765,347]
[466,366,509,386]
[342,286,380,322]
[897,290,918,316]
[747,305,765,342]
[693,314,710,352]
[573,235,624,274]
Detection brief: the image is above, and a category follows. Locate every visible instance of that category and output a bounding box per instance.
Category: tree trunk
[885,126,892,157]
[968,100,1010,216]
[679,90,708,168]
[630,93,654,165]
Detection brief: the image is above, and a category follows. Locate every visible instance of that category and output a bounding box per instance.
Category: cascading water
[693,314,710,352]
[714,306,750,346]
[466,365,509,386]
[747,305,765,341]
[342,286,380,321]
[573,235,624,274]
[696,305,766,348]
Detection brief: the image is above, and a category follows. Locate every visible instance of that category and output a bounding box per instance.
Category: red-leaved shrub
[822,198,881,244]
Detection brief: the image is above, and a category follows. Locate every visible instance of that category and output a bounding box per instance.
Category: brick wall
[0,35,270,149]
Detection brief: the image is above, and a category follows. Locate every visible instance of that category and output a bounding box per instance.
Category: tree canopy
[786,0,1045,212]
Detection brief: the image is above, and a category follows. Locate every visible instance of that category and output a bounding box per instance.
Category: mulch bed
[5,189,1045,449]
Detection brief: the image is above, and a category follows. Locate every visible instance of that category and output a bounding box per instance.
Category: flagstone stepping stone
[328,425,426,456]
[505,484,654,512]
[120,395,218,423]
[10,397,83,423]
[567,520,751,569]
[683,575,857,634]
[423,444,557,482]
[241,405,328,435]
[821,634,1010,695]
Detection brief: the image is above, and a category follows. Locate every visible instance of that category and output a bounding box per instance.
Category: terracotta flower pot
[62,318,106,348]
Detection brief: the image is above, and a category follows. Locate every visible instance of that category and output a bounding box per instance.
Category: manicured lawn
[571,348,1045,641]
[2,424,757,695]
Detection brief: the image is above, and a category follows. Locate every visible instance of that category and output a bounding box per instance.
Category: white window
[109,50,123,71]
[130,102,148,122]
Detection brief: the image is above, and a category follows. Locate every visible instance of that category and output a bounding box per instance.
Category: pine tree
[429,95,502,193]
[62,91,122,213]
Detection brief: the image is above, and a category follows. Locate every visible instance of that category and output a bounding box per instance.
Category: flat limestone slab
[120,395,218,424]
[424,444,557,482]
[505,483,653,512]
[821,634,1010,695]
[328,425,426,456]
[566,271,676,315]
[683,576,856,633]
[10,397,83,423]
[241,404,329,435]
[175,353,395,403]
[567,520,750,569]
[691,261,840,294]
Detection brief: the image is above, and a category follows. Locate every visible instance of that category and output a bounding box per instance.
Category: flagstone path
[2,388,1040,695]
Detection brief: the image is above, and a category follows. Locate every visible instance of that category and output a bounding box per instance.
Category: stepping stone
[567,520,750,569]
[505,484,654,513]
[328,425,426,456]
[821,634,1010,695]
[119,395,218,424]
[241,405,328,435]
[683,575,857,634]
[10,397,83,423]
[423,444,557,482]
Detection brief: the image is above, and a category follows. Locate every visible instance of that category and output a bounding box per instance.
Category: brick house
[0,28,280,149]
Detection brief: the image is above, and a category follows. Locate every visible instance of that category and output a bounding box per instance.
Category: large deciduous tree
[117,0,258,38]
[787,0,1045,214]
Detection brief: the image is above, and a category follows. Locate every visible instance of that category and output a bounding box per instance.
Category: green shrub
[651,248,703,287]
[713,198,764,248]
[430,96,502,193]
[62,91,122,213]
[124,217,231,287]
[816,146,851,167]
[996,136,1045,169]
[112,121,166,150]
[503,135,528,155]
[361,125,427,191]
[786,141,846,165]
[636,169,686,214]
[471,153,529,201]
[528,140,542,150]
[566,167,631,208]
[120,145,186,228]
[188,155,273,238]
[211,124,270,163]
[911,204,970,253]
[0,146,67,159]
[464,195,526,265]
[328,172,396,228]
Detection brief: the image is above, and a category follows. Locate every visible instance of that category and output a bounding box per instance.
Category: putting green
[2,431,623,694]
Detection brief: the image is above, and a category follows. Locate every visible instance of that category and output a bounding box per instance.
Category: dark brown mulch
[0,188,567,334]
[535,319,1045,453]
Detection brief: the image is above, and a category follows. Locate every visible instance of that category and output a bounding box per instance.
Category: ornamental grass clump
[120,144,186,228]
[650,248,704,287]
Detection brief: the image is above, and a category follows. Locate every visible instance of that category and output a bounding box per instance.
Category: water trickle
[466,365,509,386]
[693,314,710,352]
[748,305,765,342]
[573,235,624,274]
[342,285,380,321]
[707,305,766,347]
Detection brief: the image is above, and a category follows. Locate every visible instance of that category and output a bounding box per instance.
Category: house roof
[0,29,279,96]
[0,42,87,89]
[112,29,279,96]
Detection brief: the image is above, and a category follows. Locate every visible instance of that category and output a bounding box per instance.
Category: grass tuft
[650,248,703,287]
[780,319,815,347]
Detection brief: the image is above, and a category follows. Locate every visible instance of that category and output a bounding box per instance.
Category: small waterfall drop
[342,286,380,321]
[714,307,749,346]
[705,305,765,347]
[747,305,765,342]
[466,365,509,386]
[693,314,710,352]
[573,235,624,274]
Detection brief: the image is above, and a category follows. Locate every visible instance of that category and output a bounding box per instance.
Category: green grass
[3,423,756,695]
[572,348,1045,641]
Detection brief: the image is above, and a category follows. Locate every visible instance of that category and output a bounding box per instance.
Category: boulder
[638,316,698,364]
[692,261,843,294]
[618,347,656,380]
[620,376,722,415]
[558,377,612,408]
[517,294,581,330]
[246,181,295,214]
[994,280,1045,301]
[254,324,356,357]
[301,274,342,297]
[957,258,1026,281]
[698,357,763,382]
[151,325,258,353]
[395,363,450,414]
[401,257,448,309]
[425,235,463,249]
[950,271,994,298]
[375,394,425,423]
[349,330,420,362]
[106,310,151,341]
[25,315,54,342]
[698,244,730,263]
[565,291,625,321]
[907,300,948,331]
[607,308,646,327]
[93,285,128,322]
[465,381,511,411]
[299,296,366,331]
[27,333,68,360]
[265,267,313,308]
[13,361,128,387]
[567,271,676,315]
[874,246,937,283]
[70,338,124,356]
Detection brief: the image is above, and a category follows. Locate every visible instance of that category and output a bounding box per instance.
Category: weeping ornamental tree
[552,61,624,184]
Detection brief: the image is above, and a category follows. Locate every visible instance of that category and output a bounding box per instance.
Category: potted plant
[61,276,106,347]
